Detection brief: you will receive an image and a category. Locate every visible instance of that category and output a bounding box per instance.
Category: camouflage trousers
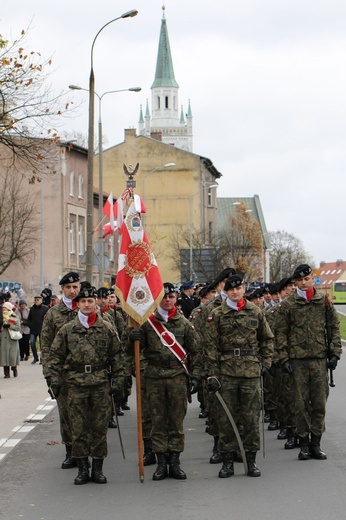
[291,358,329,438]
[263,365,277,411]
[276,370,295,427]
[67,383,111,459]
[141,369,152,440]
[57,384,73,446]
[145,373,188,454]
[217,376,261,453]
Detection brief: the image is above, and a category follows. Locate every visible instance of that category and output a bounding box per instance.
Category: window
[69,216,76,254]
[207,187,213,207]
[69,171,74,196]
[165,96,169,109]
[208,222,213,244]
[325,270,330,275]
[78,217,85,256]
[78,174,83,199]
[157,96,160,109]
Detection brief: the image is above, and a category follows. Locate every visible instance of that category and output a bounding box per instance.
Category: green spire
[151,6,179,88]
[145,99,150,118]
[180,105,185,123]
[186,99,192,118]
[138,104,144,123]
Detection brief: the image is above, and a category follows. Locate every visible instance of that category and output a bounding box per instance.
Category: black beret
[163,282,176,295]
[213,267,236,286]
[59,272,80,285]
[262,283,272,293]
[80,281,92,291]
[97,287,110,298]
[224,274,244,291]
[248,288,264,300]
[74,286,98,301]
[269,283,280,295]
[292,264,313,279]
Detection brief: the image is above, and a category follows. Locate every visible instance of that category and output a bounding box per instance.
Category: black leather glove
[2,322,10,328]
[125,375,133,388]
[261,366,270,377]
[129,329,140,343]
[45,377,52,388]
[272,359,281,369]
[207,377,221,394]
[190,377,200,395]
[48,384,61,399]
[328,355,338,371]
[282,361,293,374]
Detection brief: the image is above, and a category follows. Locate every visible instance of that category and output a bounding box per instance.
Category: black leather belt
[222,349,257,357]
[69,364,109,373]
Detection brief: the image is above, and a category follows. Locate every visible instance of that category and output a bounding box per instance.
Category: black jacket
[28,304,49,335]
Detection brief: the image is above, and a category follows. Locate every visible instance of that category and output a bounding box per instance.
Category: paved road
[1,358,346,520]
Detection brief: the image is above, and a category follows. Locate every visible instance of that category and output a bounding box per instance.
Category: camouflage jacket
[47,315,124,388]
[204,300,274,378]
[264,304,281,362]
[189,303,210,341]
[275,291,342,363]
[128,309,203,380]
[41,301,78,376]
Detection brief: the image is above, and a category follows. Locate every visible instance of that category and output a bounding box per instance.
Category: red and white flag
[115,195,163,325]
[103,192,117,232]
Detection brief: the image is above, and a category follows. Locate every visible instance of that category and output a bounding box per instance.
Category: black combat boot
[233,446,243,463]
[284,428,297,449]
[246,452,261,477]
[152,452,168,481]
[298,436,310,460]
[169,452,187,480]
[74,458,90,485]
[264,410,270,423]
[108,416,117,428]
[277,426,288,439]
[310,434,327,460]
[268,410,279,431]
[61,445,77,469]
[91,458,107,483]
[218,452,234,478]
[209,436,222,464]
[143,439,156,466]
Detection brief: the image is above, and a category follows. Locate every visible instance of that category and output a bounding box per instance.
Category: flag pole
[129,317,144,482]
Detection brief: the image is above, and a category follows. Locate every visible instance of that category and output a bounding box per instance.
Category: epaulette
[189,315,195,320]
[190,324,196,330]
[197,308,202,314]
[207,316,213,322]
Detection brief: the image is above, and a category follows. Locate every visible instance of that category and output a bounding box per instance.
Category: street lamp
[69,84,141,285]
[189,184,218,279]
[86,9,138,282]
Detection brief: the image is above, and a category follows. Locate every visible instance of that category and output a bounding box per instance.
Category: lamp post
[85,9,138,283]
[189,184,218,280]
[69,84,141,285]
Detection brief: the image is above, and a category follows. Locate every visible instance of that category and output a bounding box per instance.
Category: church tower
[138,6,193,152]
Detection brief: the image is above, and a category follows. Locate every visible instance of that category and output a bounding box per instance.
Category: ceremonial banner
[115,194,163,325]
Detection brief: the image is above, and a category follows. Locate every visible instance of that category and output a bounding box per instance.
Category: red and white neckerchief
[297,287,315,301]
[62,295,77,311]
[226,297,246,311]
[78,310,97,329]
[157,305,177,323]
[147,311,189,374]
[100,305,109,314]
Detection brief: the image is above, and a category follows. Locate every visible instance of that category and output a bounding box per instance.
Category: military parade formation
[25,260,340,486]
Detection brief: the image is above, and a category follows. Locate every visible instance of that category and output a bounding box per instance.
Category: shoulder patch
[207,316,213,322]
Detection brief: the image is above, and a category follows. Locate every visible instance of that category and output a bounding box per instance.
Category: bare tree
[0,168,39,274]
[0,29,73,181]
[269,229,314,282]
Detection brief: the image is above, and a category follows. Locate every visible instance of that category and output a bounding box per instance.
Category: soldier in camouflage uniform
[128,282,203,481]
[205,274,274,478]
[41,272,81,469]
[46,286,124,485]
[276,264,341,460]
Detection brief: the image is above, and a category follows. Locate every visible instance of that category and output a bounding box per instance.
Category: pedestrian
[205,274,274,478]
[176,280,198,318]
[0,302,21,378]
[46,286,125,485]
[41,284,53,307]
[15,300,31,361]
[276,264,342,460]
[41,271,81,470]
[127,282,203,481]
[27,296,49,364]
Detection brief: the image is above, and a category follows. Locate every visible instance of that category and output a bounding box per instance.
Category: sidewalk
[0,354,54,459]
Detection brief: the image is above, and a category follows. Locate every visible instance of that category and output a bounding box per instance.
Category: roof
[315,260,346,288]
[151,7,179,89]
[216,195,271,250]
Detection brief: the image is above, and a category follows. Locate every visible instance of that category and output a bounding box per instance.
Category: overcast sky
[2,0,346,266]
